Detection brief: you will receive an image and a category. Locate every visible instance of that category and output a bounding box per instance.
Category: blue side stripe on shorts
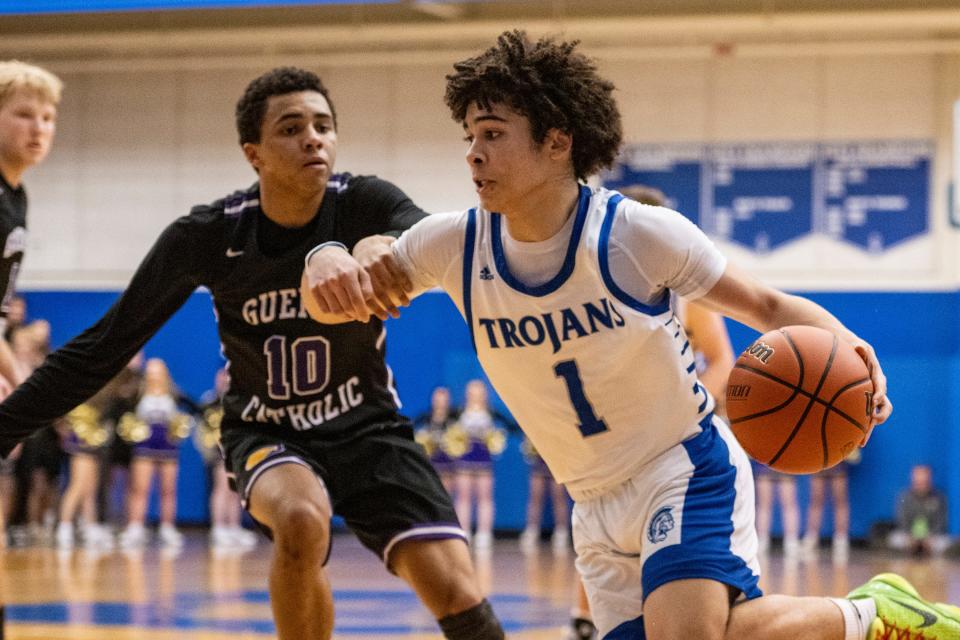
[641,418,762,601]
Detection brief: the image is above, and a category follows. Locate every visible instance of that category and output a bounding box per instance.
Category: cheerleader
[518,438,569,555]
[446,380,507,552]
[802,449,858,561]
[117,358,190,549]
[412,386,459,495]
[197,368,255,550]
[55,399,114,549]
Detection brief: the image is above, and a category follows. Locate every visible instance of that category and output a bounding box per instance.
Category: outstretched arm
[0,219,201,458]
[303,210,465,325]
[696,262,891,431]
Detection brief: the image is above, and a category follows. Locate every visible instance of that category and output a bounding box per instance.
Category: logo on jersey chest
[476,297,626,354]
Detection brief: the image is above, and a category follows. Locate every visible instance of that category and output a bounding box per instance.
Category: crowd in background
[0,296,255,552]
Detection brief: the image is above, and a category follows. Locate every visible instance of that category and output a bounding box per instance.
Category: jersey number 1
[554,360,608,437]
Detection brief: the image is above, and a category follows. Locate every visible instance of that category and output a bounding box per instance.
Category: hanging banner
[604,139,932,254]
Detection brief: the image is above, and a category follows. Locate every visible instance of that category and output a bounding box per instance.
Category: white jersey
[395,185,727,499]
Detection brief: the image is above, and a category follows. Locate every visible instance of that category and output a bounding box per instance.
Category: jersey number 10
[264,335,331,400]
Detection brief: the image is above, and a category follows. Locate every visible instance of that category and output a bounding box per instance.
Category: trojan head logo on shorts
[245,444,284,471]
[647,506,675,544]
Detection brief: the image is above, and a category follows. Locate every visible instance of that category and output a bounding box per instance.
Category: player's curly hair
[235,66,337,145]
[445,30,622,180]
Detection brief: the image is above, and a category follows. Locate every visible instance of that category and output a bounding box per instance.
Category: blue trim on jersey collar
[599,192,671,316]
[463,208,478,353]
[489,183,591,297]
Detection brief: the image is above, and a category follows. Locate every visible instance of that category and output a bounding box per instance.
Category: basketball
[725,325,873,474]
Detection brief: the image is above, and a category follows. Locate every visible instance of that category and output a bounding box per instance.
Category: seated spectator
[889,464,951,556]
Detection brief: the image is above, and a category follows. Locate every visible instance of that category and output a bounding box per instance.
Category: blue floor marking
[6,589,567,633]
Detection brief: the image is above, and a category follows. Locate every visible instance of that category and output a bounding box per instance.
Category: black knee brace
[438,599,504,640]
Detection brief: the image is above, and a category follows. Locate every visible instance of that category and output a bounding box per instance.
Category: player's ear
[544,128,573,161]
[242,142,262,170]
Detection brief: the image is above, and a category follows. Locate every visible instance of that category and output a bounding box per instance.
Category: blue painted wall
[22,289,959,537]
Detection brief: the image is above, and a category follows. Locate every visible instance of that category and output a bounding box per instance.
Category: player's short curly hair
[445,30,622,181]
[235,67,337,145]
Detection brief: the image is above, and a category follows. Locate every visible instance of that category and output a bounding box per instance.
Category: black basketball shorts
[222,425,466,566]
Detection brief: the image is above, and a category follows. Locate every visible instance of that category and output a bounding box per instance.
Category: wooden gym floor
[1,533,958,639]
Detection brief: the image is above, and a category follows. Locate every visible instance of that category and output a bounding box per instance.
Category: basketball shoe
[848,573,960,639]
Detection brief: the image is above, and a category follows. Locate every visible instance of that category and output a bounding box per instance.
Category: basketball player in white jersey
[303,30,960,640]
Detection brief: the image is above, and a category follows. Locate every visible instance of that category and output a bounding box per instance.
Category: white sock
[851,598,878,636]
[830,597,877,640]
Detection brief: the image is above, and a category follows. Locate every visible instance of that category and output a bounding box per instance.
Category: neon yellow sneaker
[848,573,960,640]
[865,618,885,640]
[936,603,960,619]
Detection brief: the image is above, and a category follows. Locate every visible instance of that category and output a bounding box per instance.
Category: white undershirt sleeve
[607,201,727,302]
[392,210,467,299]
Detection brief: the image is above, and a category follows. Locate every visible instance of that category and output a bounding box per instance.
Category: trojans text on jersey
[476,297,626,354]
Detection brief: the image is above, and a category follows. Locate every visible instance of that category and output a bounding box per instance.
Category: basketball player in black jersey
[0,67,503,640]
[0,62,61,394]
[0,61,61,636]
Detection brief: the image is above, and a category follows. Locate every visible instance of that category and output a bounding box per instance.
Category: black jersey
[0,173,426,456]
[0,172,27,328]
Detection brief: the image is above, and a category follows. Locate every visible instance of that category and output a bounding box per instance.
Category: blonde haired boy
[0,60,61,388]
[0,62,60,563]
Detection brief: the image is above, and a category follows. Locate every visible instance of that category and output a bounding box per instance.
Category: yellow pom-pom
[441,424,469,459]
[486,428,507,456]
[68,404,110,447]
[118,413,150,443]
[167,414,192,443]
[415,429,437,457]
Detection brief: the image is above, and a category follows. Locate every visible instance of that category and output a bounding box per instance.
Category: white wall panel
[605,59,710,142]
[708,57,822,140]
[822,55,936,139]
[16,48,958,289]
[77,72,180,273]
[175,69,255,211]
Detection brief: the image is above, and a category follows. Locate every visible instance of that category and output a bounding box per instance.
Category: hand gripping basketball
[725,325,874,474]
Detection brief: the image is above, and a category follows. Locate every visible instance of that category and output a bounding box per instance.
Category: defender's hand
[303,245,376,322]
[352,235,412,319]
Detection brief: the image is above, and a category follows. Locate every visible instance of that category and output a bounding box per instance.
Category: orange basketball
[725,325,873,474]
